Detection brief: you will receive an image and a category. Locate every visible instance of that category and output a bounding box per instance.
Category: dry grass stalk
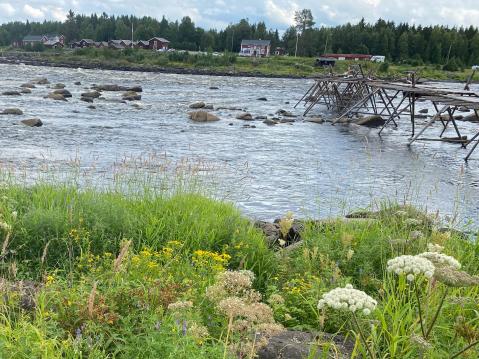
[113,240,131,272]
[41,241,51,266]
[87,281,97,319]
[1,231,11,259]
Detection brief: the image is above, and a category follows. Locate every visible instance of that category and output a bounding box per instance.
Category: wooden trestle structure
[296,69,479,161]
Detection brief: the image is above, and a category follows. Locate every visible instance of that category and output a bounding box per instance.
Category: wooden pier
[297,69,479,161]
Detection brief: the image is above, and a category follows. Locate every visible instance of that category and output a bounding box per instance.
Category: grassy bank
[1,180,479,358]
[1,47,476,81]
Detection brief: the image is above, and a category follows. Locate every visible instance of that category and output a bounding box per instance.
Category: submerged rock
[305,117,324,124]
[2,91,21,96]
[92,84,143,92]
[188,111,220,122]
[263,118,278,126]
[20,83,35,89]
[257,97,268,101]
[21,118,43,127]
[32,77,49,85]
[209,86,219,90]
[74,81,82,86]
[81,91,101,99]
[52,83,65,89]
[20,88,32,94]
[45,93,67,101]
[80,97,94,103]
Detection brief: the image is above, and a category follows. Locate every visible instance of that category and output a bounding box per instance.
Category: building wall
[240,45,270,57]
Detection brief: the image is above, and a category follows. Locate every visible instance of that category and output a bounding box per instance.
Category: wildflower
[417,252,461,269]
[386,255,435,280]
[168,300,193,312]
[317,284,377,315]
[395,210,408,217]
[11,211,17,220]
[427,243,444,253]
[346,249,354,260]
[410,333,433,350]
[267,294,285,306]
[404,218,422,226]
[188,322,209,342]
[217,296,246,318]
[433,266,479,287]
[410,230,424,240]
[0,222,11,232]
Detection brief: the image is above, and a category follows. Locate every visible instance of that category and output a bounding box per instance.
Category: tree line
[0,10,478,66]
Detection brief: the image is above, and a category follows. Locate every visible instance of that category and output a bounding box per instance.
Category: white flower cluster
[317,284,377,315]
[418,252,461,269]
[387,255,435,281]
[427,243,444,253]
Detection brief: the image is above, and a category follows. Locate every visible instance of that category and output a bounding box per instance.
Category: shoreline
[0,55,311,79]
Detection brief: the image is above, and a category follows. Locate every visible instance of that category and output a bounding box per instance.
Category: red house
[321,53,372,61]
[239,40,271,57]
[148,37,170,51]
[21,34,65,47]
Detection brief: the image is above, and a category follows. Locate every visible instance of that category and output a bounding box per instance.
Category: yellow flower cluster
[192,250,231,272]
[283,277,313,295]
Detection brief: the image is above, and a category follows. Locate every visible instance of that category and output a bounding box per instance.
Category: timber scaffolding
[296,68,479,161]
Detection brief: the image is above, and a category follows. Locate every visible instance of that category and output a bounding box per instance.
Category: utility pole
[131,22,134,48]
[231,29,234,53]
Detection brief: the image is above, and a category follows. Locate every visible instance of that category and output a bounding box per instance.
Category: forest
[1,10,479,66]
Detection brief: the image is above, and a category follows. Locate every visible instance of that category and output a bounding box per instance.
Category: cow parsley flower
[417,252,461,269]
[386,255,435,280]
[427,243,444,253]
[317,284,377,315]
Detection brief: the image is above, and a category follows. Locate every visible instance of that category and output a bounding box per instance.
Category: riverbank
[0,181,478,358]
[1,48,477,82]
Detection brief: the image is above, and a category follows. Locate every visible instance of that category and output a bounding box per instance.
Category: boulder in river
[236,112,253,121]
[463,113,479,122]
[21,118,43,127]
[257,97,268,101]
[53,89,72,98]
[74,81,82,86]
[20,83,35,89]
[92,84,142,92]
[80,97,94,103]
[203,104,214,110]
[87,105,96,110]
[32,77,49,85]
[1,108,23,115]
[122,91,141,101]
[127,86,143,93]
[189,101,206,109]
[419,108,428,114]
[354,115,385,127]
[276,109,295,117]
[81,91,101,99]
[45,93,67,101]
[2,91,21,96]
[209,86,219,90]
[306,117,324,124]
[52,83,65,89]
[188,111,220,122]
[263,118,278,126]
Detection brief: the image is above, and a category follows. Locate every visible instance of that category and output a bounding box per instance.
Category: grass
[3,47,477,81]
[1,174,479,357]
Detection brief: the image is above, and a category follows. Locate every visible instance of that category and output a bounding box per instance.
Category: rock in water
[2,91,21,96]
[306,117,324,124]
[52,83,65,89]
[32,77,49,85]
[209,86,219,90]
[20,88,32,94]
[53,89,72,98]
[236,112,253,121]
[74,81,82,86]
[419,108,428,114]
[263,118,278,126]
[45,93,67,101]
[80,97,94,103]
[257,97,268,101]
[20,83,35,88]
[122,91,141,101]
[1,108,23,115]
[188,111,220,122]
[354,115,385,127]
[81,91,101,99]
[21,118,43,127]
[189,101,206,109]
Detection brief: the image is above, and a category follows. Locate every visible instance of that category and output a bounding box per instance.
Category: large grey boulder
[354,115,385,127]
[236,112,254,121]
[188,111,220,122]
[52,83,65,89]
[20,88,32,94]
[21,118,43,127]
[257,331,353,359]
[45,93,67,101]
[122,91,141,101]
[189,101,206,109]
[53,89,72,98]
[1,108,23,115]
[20,83,35,88]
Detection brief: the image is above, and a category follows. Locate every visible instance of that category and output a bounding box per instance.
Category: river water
[1,63,478,225]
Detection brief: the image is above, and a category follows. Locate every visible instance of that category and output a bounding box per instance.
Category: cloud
[0,0,477,30]
[23,4,45,18]
[0,2,15,16]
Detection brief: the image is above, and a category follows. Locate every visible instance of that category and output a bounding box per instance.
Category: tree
[294,9,315,33]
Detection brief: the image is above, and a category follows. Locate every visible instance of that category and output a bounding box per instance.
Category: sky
[1,0,479,30]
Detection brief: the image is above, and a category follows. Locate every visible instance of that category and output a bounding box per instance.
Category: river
[0,63,478,225]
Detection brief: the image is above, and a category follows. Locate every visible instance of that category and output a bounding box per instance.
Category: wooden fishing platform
[296,67,479,161]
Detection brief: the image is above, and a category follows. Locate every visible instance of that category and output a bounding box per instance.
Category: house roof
[44,40,62,45]
[241,39,271,46]
[23,35,44,42]
[148,37,170,43]
[80,39,95,44]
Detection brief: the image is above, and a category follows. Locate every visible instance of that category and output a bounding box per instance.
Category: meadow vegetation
[3,47,477,81]
[0,171,478,358]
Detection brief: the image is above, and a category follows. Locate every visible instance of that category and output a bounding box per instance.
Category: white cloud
[0,2,15,16]
[0,0,476,30]
[23,4,45,18]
